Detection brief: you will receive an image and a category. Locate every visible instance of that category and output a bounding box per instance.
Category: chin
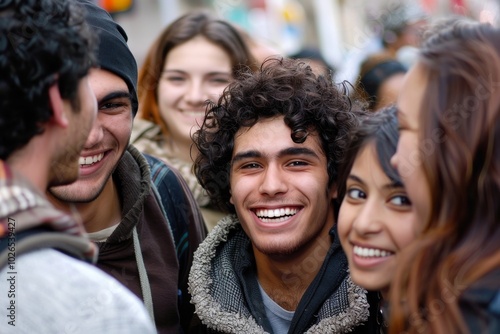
[351,275,386,293]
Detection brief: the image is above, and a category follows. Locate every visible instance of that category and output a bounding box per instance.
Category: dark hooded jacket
[96,145,205,333]
[189,215,380,333]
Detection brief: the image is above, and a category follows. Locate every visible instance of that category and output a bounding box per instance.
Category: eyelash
[288,161,309,167]
[389,195,412,206]
[100,102,128,111]
[346,188,412,207]
[241,163,260,169]
[347,188,366,200]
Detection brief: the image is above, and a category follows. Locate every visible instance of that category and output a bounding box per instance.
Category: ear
[48,82,69,128]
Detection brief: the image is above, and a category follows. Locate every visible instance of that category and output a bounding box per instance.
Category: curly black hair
[193,57,365,213]
[0,0,96,160]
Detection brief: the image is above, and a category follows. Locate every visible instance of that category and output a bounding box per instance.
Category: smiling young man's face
[49,68,133,202]
[229,116,336,258]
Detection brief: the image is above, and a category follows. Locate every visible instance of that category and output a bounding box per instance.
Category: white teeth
[79,153,104,166]
[255,208,298,221]
[353,245,393,258]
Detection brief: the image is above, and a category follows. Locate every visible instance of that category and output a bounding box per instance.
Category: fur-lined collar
[189,215,370,333]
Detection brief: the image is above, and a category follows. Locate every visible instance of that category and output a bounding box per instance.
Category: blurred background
[97,0,499,83]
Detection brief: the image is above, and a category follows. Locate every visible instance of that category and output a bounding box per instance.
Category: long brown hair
[137,10,256,135]
[389,18,500,333]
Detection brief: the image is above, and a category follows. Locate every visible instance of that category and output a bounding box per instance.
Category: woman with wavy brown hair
[390,17,500,333]
[131,10,257,231]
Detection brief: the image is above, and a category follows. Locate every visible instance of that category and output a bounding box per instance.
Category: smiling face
[391,63,432,225]
[339,142,417,297]
[229,116,336,259]
[157,36,232,155]
[49,68,133,202]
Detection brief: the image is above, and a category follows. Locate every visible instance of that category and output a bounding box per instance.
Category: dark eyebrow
[348,174,404,190]
[99,91,132,104]
[384,180,405,190]
[347,174,365,185]
[232,150,261,165]
[278,147,320,159]
[231,147,320,165]
[163,69,230,76]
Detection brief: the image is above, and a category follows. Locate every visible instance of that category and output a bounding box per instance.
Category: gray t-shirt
[0,248,155,334]
[258,282,295,333]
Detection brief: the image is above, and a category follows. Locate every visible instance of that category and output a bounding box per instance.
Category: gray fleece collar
[188,215,370,333]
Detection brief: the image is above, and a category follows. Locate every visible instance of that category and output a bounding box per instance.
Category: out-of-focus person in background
[237,26,281,68]
[378,2,427,69]
[390,17,500,333]
[289,46,335,78]
[354,52,407,111]
[132,10,257,232]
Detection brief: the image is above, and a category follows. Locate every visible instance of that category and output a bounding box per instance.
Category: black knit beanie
[78,0,138,116]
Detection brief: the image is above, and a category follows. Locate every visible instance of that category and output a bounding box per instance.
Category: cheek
[228,176,246,206]
[206,84,228,101]
[394,134,420,183]
[391,214,418,251]
[113,114,133,146]
[157,82,181,109]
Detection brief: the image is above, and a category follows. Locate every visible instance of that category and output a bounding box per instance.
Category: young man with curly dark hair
[189,57,380,333]
[0,0,155,333]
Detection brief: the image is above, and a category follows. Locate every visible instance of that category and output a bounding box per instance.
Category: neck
[254,228,332,311]
[79,178,122,233]
[7,143,50,193]
[380,287,390,301]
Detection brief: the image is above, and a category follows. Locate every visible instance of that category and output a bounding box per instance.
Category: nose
[84,113,104,149]
[258,164,288,197]
[185,80,206,106]
[352,199,382,235]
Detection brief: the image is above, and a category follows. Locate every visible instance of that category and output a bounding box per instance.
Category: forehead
[350,142,391,186]
[232,117,324,157]
[88,68,128,99]
[397,63,428,125]
[164,36,232,71]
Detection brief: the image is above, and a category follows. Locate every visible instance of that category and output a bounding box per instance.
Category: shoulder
[0,249,156,334]
[144,153,185,192]
[131,118,161,142]
[461,270,500,333]
[131,118,165,157]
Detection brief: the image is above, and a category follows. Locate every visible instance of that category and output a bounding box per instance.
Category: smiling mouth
[254,207,299,223]
[79,153,104,167]
[353,245,394,258]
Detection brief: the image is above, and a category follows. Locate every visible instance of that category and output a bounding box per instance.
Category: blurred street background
[99,0,499,83]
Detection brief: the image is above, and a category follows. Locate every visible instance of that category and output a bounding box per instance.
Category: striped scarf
[0,161,97,262]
